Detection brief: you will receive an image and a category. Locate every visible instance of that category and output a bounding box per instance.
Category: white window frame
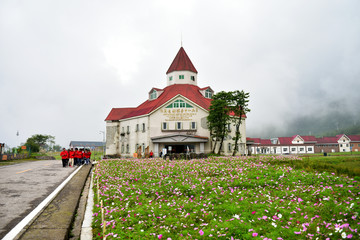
[162,122,168,130]
[150,90,157,100]
[205,89,212,98]
[190,121,196,130]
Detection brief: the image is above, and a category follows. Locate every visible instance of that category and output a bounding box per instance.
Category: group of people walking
[60,148,91,168]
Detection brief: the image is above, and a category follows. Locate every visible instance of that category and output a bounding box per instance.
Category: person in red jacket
[69,148,75,167]
[60,148,69,167]
[79,149,84,165]
[74,148,81,166]
[83,149,91,165]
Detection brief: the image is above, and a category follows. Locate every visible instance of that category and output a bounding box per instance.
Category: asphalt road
[0,160,77,239]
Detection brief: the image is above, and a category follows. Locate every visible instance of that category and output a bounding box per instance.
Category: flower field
[92,156,359,239]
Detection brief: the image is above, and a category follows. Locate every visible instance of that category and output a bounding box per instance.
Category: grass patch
[272,154,360,178]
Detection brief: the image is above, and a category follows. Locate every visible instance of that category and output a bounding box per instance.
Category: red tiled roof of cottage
[348,135,360,142]
[247,138,261,144]
[261,139,272,145]
[166,47,198,74]
[300,136,317,142]
[316,137,338,144]
[278,137,293,145]
[105,84,212,121]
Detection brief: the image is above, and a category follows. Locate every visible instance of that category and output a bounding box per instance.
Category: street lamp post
[100,131,105,159]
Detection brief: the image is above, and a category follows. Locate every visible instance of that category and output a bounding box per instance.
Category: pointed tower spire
[166,47,198,86]
[166,47,198,74]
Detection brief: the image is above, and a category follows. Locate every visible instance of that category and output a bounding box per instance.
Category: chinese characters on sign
[161,108,198,121]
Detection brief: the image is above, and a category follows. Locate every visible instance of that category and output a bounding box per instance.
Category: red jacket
[84,152,91,158]
[60,150,68,159]
[69,150,75,158]
[75,151,83,158]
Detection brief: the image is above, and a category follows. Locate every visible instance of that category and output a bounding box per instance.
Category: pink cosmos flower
[298,198,304,203]
[252,232,258,237]
[158,234,162,239]
[294,231,301,234]
[252,211,256,214]
[199,229,204,236]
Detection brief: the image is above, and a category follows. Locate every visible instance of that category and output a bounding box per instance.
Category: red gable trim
[166,47,198,74]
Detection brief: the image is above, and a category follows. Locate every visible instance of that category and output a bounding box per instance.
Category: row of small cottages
[247,134,360,155]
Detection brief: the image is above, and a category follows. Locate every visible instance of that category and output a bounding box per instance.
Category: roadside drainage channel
[4,164,92,240]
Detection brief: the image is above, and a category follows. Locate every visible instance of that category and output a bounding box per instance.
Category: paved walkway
[0,160,77,239]
[16,164,91,240]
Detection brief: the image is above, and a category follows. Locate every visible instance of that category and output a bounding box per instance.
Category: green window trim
[166,99,193,108]
[179,75,184,79]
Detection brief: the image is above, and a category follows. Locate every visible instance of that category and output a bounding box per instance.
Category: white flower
[278,213,282,218]
[233,214,240,219]
[272,222,277,228]
[341,232,347,238]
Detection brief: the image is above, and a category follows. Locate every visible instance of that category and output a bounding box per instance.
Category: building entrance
[165,144,195,154]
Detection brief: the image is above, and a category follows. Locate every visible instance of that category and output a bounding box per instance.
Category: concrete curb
[14,164,92,240]
[80,169,94,240]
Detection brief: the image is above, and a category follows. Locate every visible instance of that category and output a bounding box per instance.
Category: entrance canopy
[151,134,208,143]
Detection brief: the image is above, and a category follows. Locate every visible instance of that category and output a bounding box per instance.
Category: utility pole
[100,131,105,158]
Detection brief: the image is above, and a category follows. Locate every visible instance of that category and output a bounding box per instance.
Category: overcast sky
[1,0,359,148]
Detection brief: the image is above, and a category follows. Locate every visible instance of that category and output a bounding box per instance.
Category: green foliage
[228,90,250,156]
[207,90,250,155]
[271,154,360,177]
[207,91,232,154]
[25,134,55,152]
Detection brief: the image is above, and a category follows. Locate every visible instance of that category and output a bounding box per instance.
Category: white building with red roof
[105,47,247,157]
[247,133,360,155]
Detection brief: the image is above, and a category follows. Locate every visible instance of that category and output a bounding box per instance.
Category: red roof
[278,137,293,145]
[105,108,135,121]
[261,139,272,145]
[316,137,338,144]
[348,135,360,142]
[166,47,198,74]
[105,84,212,121]
[300,136,317,142]
[246,138,271,145]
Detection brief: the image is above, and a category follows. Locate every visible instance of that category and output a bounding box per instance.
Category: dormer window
[150,90,157,100]
[169,76,173,81]
[179,75,184,79]
[205,89,213,99]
